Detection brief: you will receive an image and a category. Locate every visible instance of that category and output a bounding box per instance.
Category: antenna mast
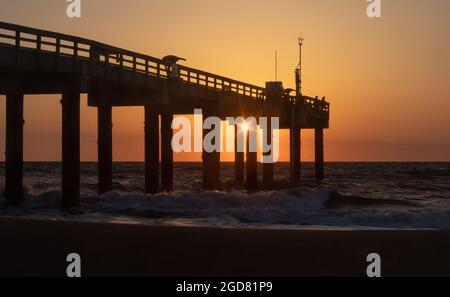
[295,37,304,97]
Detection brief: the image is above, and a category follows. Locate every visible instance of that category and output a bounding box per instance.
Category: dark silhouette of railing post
[315,128,324,182]
[4,90,24,205]
[97,104,113,194]
[145,106,160,194]
[234,124,245,183]
[246,125,258,189]
[161,112,173,191]
[61,88,80,208]
[202,114,221,190]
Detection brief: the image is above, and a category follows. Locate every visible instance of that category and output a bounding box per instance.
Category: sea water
[0,162,449,229]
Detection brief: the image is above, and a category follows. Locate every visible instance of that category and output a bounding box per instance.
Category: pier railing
[0,21,330,112]
[0,22,267,100]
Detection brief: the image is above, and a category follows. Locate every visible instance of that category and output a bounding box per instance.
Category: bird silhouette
[162,55,186,65]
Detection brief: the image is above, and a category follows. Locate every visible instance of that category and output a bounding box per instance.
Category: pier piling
[145,106,160,194]
[289,127,301,181]
[202,115,221,190]
[262,117,274,182]
[61,89,81,208]
[4,91,24,205]
[234,124,245,183]
[202,151,221,190]
[263,81,283,183]
[289,107,301,181]
[161,112,173,191]
[315,128,325,182]
[246,128,258,189]
[97,104,113,194]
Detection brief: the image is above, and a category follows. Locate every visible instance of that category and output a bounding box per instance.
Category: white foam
[1,188,450,229]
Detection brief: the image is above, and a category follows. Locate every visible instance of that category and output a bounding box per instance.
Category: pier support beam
[4,91,24,205]
[61,89,80,208]
[234,125,245,183]
[262,118,274,182]
[289,127,301,181]
[97,104,113,195]
[246,128,257,189]
[289,104,301,181]
[161,112,173,191]
[315,128,325,182]
[202,152,221,190]
[203,117,221,190]
[145,106,160,194]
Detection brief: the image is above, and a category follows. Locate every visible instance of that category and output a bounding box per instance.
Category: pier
[0,22,329,208]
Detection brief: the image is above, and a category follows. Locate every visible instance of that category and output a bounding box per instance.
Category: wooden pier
[0,22,329,208]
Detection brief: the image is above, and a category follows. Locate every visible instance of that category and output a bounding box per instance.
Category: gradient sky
[0,0,449,162]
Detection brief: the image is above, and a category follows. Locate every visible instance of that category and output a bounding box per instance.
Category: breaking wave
[1,162,450,229]
[2,187,450,229]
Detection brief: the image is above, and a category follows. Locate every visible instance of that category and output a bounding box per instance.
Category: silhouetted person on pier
[321,97,327,111]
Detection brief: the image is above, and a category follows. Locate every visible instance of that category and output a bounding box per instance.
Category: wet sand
[0,217,449,277]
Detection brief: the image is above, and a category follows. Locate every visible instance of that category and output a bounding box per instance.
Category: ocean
[0,162,450,229]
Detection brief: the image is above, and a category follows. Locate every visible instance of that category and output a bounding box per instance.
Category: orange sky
[0,0,449,162]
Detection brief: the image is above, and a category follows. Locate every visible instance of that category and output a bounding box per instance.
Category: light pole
[295,37,304,98]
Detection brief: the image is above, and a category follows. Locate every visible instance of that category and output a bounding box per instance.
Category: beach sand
[0,217,449,277]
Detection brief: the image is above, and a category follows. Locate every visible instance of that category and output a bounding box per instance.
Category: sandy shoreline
[0,217,449,277]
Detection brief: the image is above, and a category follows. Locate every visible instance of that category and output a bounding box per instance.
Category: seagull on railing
[162,55,186,78]
[162,55,186,64]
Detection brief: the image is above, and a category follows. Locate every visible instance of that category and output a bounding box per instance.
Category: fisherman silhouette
[321,97,326,110]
